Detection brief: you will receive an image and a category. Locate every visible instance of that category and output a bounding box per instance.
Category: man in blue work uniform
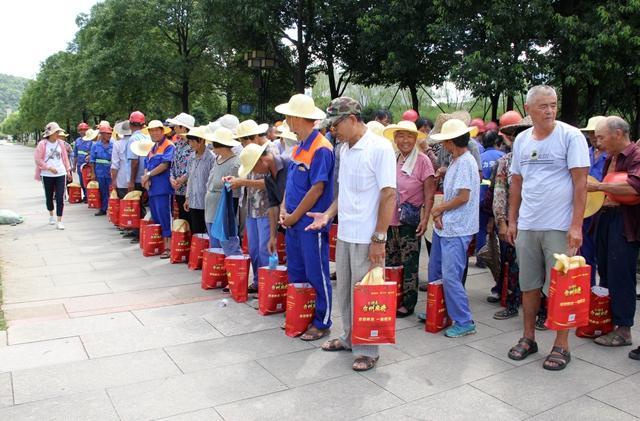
[141,120,175,259]
[91,123,114,216]
[73,122,92,202]
[274,94,335,341]
[124,111,149,242]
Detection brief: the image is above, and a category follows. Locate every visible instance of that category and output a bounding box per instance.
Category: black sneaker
[123,231,136,238]
[94,211,107,216]
[247,284,258,294]
[486,292,501,303]
[493,308,518,320]
[629,346,640,360]
[129,237,139,244]
[535,315,548,331]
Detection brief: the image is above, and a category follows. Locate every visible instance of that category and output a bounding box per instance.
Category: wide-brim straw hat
[186,126,213,142]
[276,122,298,142]
[366,120,385,137]
[130,138,155,157]
[238,142,269,179]
[82,128,99,141]
[233,119,269,139]
[585,175,605,218]
[430,111,476,140]
[42,122,64,138]
[275,93,326,120]
[429,118,474,143]
[383,120,427,141]
[142,120,172,136]
[500,115,533,137]
[166,112,195,130]
[114,120,132,137]
[580,115,606,132]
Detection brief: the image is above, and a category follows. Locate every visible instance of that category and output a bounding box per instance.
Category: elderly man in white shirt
[307,97,396,372]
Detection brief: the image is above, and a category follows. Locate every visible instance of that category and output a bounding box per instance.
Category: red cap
[485,121,498,132]
[77,122,89,131]
[401,109,419,123]
[469,118,485,133]
[129,111,146,124]
[499,110,522,127]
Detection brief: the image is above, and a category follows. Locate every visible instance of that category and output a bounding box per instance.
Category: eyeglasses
[330,114,351,131]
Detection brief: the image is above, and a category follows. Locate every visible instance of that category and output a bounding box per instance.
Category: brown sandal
[508,337,538,361]
[352,356,379,371]
[543,346,571,371]
[300,326,330,341]
[321,338,349,352]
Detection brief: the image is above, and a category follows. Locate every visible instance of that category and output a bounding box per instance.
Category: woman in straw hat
[168,112,196,224]
[382,121,436,317]
[426,118,480,338]
[141,120,176,259]
[204,127,243,257]
[184,126,215,234]
[34,122,72,229]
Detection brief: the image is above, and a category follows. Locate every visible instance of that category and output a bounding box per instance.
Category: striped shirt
[186,149,215,210]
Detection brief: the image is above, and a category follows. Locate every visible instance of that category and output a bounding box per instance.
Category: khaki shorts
[515,230,568,295]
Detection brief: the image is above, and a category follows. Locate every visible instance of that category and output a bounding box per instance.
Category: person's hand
[506,224,518,246]
[170,177,179,189]
[305,211,329,231]
[368,242,386,269]
[416,218,428,237]
[434,215,443,230]
[143,179,151,190]
[587,180,600,192]
[435,167,447,180]
[49,167,58,174]
[67,170,72,179]
[567,224,583,255]
[127,181,134,192]
[431,205,443,218]
[223,176,243,190]
[283,214,298,228]
[498,220,508,242]
[184,200,190,212]
[141,174,149,185]
[267,236,278,255]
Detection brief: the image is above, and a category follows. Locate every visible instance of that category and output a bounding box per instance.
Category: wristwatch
[371,232,387,243]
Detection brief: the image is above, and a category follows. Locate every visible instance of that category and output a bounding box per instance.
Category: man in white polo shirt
[306,97,396,371]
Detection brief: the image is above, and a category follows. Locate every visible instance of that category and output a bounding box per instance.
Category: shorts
[515,230,567,295]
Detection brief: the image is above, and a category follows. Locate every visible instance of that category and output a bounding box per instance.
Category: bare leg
[522,289,541,341]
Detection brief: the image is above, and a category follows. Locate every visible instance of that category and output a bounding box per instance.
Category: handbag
[399,202,421,226]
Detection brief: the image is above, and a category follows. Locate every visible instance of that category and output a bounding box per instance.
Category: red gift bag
[68,185,82,203]
[187,234,210,270]
[241,230,249,255]
[201,248,227,289]
[170,231,191,264]
[575,286,613,338]
[500,261,509,308]
[385,266,403,309]
[258,266,288,315]
[172,196,179,219]
[277,232,287,263]
[142,224,163,257]
[425,281,451,333]
[225,255,251,303]
[329,224,338,262]
[119,199,141,228]
[139,218,153,249]
[545,265,591,330]
[352,282,397,345]
[80,164,93,183]
[285,283,316,337]
[87,187,101,209]
[108,197,120,226]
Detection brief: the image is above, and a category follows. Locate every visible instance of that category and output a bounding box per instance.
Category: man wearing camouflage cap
[307,97,397,371]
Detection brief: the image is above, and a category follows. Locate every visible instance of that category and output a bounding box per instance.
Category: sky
[0,0,99,79]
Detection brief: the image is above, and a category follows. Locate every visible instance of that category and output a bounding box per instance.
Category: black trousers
[42,176,65,217]
[597,207,639,327]
[189,208,207,234]
[174,194,191,224]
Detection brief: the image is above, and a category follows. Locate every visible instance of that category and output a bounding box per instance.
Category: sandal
[321,338,349,352]
[594,331,632,347]
[159,250,171,259]
[352,356,379,372]
[300,326,330,341]
[508,337,538,361]
[543,346,571,371]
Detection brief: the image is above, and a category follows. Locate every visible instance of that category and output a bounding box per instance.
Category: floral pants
[386,224,421,312]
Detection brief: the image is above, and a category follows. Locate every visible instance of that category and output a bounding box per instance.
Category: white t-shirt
[436,151,480,237]
[510,121,590,231]
[337,129,397,244]
[40,140,66,177]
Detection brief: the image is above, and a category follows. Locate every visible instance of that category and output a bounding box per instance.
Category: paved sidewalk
[0,141,639,420]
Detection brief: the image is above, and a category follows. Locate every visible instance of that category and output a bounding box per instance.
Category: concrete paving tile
[0,331,6,347]
[106,274,199,293]
[362,345,513,401]
[80,318,223,358]
[0,337,87,373]
[361,384,527,420]
[6,263,95,279]
[572,341,640,376]
[108,361,286,421]
[0,390,119,420]
[472,358,622,415]
[166,329,314,372]
[588,371,640,417]
[0,256,46,268]
[3,282,112,304]
[0,372,13,409]
[530,395,638,420]
[392,322,503,357]
[158,408,223,421]
[4,303,67,322]
[8,312,141,344]
[167,283,224,300]
[202,302,285,336]
[12,349,181,404]
[64,289,177,313]
[473,307,523,333]
[42,251,128,266]
[49,268,149,285]
[133,300,237,326]
[216,373,402,421]
[258,345,412,388]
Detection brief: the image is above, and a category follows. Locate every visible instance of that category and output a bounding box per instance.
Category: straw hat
[429,119,474,143]
[238,142,269,178]
[584,175,605,218]
[383,120,427,141]
[82,128,99,141]
[580,116,606,132]
[130,138,155,157]
[59,130,69,138]
[142,120,172,136]
[114,120,132,137]
[218,114,240,132]
[233,119,269,139]
[166,112,195,130]
[276,122,298,142]
[42,122,64,138]
[211,127,241,147]
[366,120,385,137]
[500,115,533,137]
[186,126,213,142]
[275,94,326,120]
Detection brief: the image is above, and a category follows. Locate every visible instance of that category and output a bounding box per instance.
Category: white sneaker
[56,222,65,230]
[48,216,55,225]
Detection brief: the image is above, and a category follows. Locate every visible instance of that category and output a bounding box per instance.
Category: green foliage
[0,74,29,122]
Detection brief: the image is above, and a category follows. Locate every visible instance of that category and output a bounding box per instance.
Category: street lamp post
[245,50,276,122]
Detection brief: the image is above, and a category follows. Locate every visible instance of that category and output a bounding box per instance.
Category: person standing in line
[184,126,215,234]
[90,122,114,216]
[111,121,133,200]
[168,113,196,224]
[124,111,149,242]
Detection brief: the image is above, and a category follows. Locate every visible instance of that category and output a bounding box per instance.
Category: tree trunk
[181,79,190,113]
[327,60,338,99]
[585,83,600,121]
[634,88,640,141]
[408,83,419,113]
[294,0,307,93]
[490,94,500,122]
[559,75,579,126]
[506,95,514,111]
[226,90,233,114]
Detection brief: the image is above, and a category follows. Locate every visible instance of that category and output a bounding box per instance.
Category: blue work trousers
[97,176,111,213]
[206,223,242,257]
[149,194,172,238]
[246,215,270,285]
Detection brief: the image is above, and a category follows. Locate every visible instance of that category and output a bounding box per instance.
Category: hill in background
[0,74,29,122]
